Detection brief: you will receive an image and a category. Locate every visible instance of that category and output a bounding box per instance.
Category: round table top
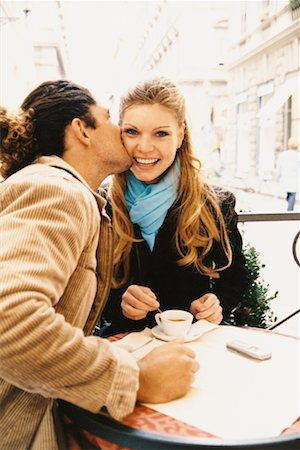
[63,329,300,450]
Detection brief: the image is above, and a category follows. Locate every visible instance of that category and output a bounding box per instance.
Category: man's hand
[137,340,200,403]
[189,293,223,324]
[121,285,159,320]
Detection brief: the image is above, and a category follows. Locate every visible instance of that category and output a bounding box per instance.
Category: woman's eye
[156,131,168,137]
[124,128,137,135]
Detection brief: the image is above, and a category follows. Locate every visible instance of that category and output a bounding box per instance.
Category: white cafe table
[59,324,300,450]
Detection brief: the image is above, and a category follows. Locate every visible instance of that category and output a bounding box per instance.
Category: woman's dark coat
[101,189,249,336]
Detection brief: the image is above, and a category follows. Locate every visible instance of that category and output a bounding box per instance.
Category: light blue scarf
[125,159,180,251]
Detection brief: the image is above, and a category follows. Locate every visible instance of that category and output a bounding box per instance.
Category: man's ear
[71,118,90,145]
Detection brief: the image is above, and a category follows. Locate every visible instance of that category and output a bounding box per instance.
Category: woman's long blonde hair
[109,77,232,287]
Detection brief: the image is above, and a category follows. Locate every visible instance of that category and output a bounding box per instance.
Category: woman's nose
[137,136,154,152]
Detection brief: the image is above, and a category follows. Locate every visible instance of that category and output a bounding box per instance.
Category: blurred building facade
[226,0,300,194]
[1,0,299,198]
[0,0,68,111]
[123,0,300,196]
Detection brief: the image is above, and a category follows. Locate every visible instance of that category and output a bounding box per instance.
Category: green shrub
[228,244,278,328]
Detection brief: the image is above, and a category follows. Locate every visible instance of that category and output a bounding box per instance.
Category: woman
[101,77,249,336]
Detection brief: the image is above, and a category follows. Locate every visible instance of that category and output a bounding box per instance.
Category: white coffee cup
[155,309,193,337]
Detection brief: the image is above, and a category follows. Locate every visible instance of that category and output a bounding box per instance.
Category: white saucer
[151,325,204,343]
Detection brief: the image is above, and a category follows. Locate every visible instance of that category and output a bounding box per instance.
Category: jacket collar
[34,155,108,215]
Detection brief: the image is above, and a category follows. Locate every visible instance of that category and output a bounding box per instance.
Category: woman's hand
[189,293,223,324]
[121,284,160,320]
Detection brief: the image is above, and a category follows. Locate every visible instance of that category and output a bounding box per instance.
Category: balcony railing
[238,212,300,267]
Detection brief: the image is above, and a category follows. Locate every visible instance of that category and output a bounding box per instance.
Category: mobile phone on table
[226,339,272,360]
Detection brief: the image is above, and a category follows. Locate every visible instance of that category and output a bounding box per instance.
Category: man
[0,80,199,450]
[276,137,300,211]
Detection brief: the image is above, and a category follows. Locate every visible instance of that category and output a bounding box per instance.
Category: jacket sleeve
[0,178,139,420]
[102,282,126,326]
[211,191,250,319]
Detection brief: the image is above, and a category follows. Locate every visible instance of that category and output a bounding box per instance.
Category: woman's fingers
[197,309,223,324]
[121,285,160,320]
[193,293,223,324]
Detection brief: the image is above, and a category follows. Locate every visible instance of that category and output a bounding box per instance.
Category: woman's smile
[133,157,160,167]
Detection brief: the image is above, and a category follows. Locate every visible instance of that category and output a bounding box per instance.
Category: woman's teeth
[135,158,158,165]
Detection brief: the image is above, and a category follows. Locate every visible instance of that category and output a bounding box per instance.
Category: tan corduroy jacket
[0,156,139,450]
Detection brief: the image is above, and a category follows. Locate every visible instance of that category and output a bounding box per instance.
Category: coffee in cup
[155,309,193,337]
